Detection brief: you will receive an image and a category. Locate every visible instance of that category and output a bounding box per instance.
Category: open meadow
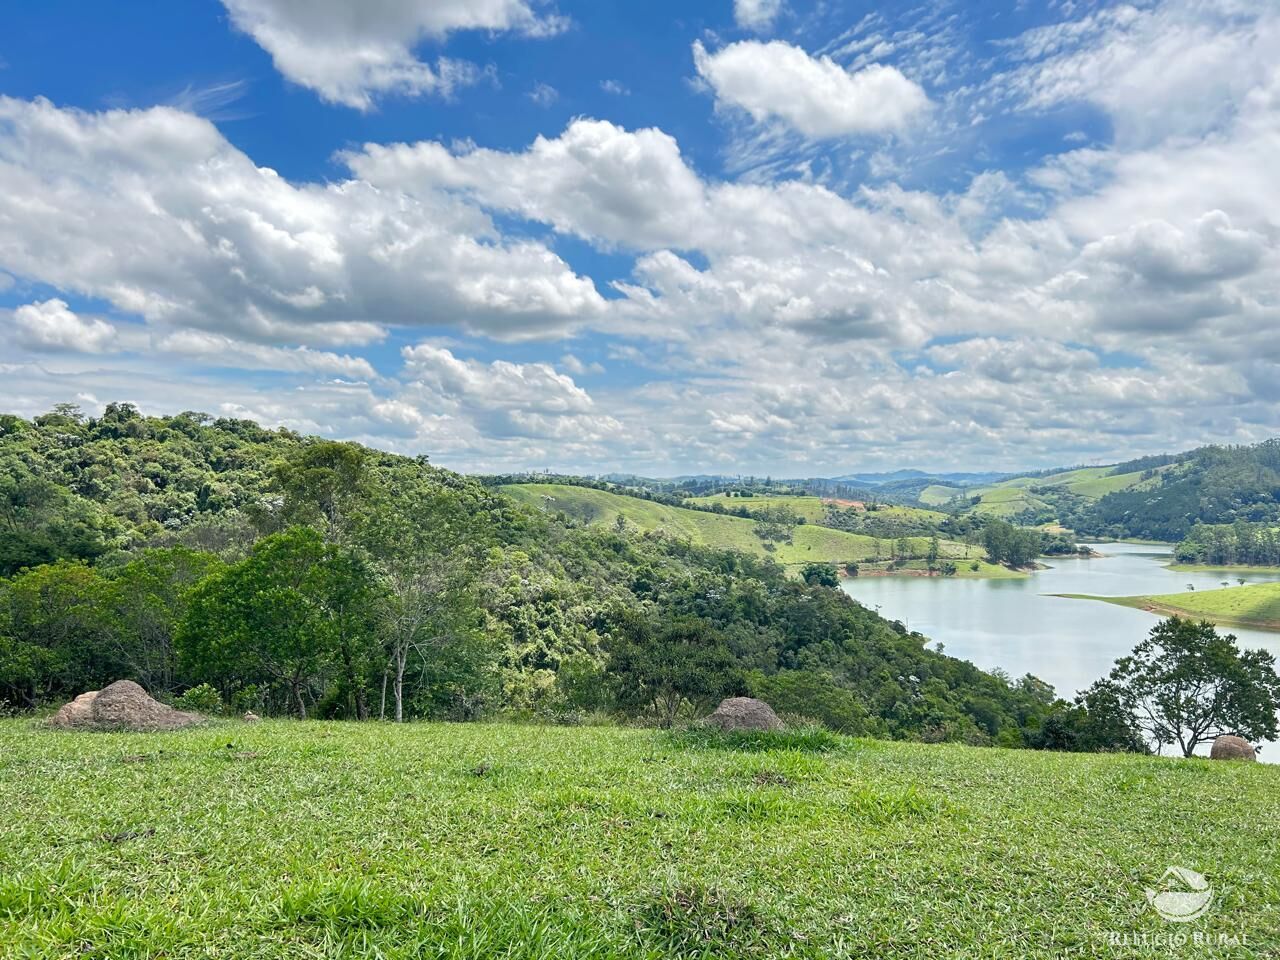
[1,720,1277,958]
[1066,581,1280,631]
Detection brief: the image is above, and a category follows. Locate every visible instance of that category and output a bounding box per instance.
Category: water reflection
[841,542,1280,759]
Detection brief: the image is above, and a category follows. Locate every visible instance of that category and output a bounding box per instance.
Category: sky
[1,0,1277,477]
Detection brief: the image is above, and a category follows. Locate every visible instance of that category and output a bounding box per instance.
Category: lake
[841,542,1280,757]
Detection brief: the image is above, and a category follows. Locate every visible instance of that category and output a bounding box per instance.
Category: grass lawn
[1056,581,1280,631]
[965,485,1053,518]
[1,720,1277,958]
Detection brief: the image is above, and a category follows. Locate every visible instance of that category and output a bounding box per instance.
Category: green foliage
[746,669,876,735]
[606,617,743,726]
[1096,616,1280,757]
[1073,440,1280,540]
[1029,680,1148,754]
[174,682,223,715]
[799,561,839,588]
[0,404,1075,748]
[981,520,1043,567]
[1176,521,1280,566]
[177,527,380,718]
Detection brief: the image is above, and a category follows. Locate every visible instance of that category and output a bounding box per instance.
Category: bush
[174,683,223,715]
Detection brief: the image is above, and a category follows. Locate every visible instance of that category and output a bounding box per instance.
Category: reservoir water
[841,542,1280,756]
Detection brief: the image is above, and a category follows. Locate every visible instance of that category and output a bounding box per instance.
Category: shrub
[174,683,223,715]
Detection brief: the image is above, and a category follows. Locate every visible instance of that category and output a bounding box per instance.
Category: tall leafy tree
[0,561,109,705]
[99,548,225,696]
[358,472,494,722]
[1096,617,1280,757]
[177,527,379,718]
[269,442,370,542]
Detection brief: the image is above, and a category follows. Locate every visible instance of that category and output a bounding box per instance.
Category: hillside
[501,484,999,573]
[684,493,951,526]
[2,721,1273,957]
[684,492,829,522]
[935,441,1280,541]
[0,404,1066,745]
[1064,581,1280,632]
[955,466,1167,521]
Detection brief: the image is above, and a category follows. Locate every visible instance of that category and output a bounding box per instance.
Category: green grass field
[682,495,950,529]
[684,493,829,523]
[916,484,964,506]
[1060,581,1280,631]
[1,720,1276,958]
[1168,564,1280,576]
[501,485,976,572]
[963,485,1054,518]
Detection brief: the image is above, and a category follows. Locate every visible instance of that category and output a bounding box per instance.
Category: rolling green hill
[685,493,950,527]
[684,492,828,522]
[501,484,987,571]
[917,483,965,506]
[960,465,1171,521]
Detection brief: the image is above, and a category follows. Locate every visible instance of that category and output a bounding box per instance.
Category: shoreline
[1052,592,1280,633]
[1165,562,1280,575]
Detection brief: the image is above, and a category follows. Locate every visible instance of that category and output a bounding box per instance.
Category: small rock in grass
[703,697,783,732]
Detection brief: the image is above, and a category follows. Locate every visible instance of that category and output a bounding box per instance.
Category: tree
[359,478,493,722]
[982,520,1042,567]
[269,442,370,542]
[0,561,108,706]
[800,562,839,589]
[99,548,225,696]
[1029,679,1147,754]
[606,616,742,727]
[1098,617,1280,757]
[177,527,379,718]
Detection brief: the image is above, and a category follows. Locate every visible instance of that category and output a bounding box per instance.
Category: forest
[1,403,1081,746]
[1175,521,1280,566]
[1066,441,1280,540]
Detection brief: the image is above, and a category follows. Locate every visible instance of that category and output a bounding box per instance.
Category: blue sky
[1,1,1277,475]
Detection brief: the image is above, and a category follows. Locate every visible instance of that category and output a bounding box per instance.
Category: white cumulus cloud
[10,299,118,353]
[0,96,603,347]
[693,39,928,138]
[221,0,565,109]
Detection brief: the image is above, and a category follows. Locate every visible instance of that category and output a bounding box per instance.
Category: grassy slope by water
[1,720,1276,959]
[500,485,986,572]
[684,494,949,527]
[962,466,1168,518]
[1061,581,1280,631]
